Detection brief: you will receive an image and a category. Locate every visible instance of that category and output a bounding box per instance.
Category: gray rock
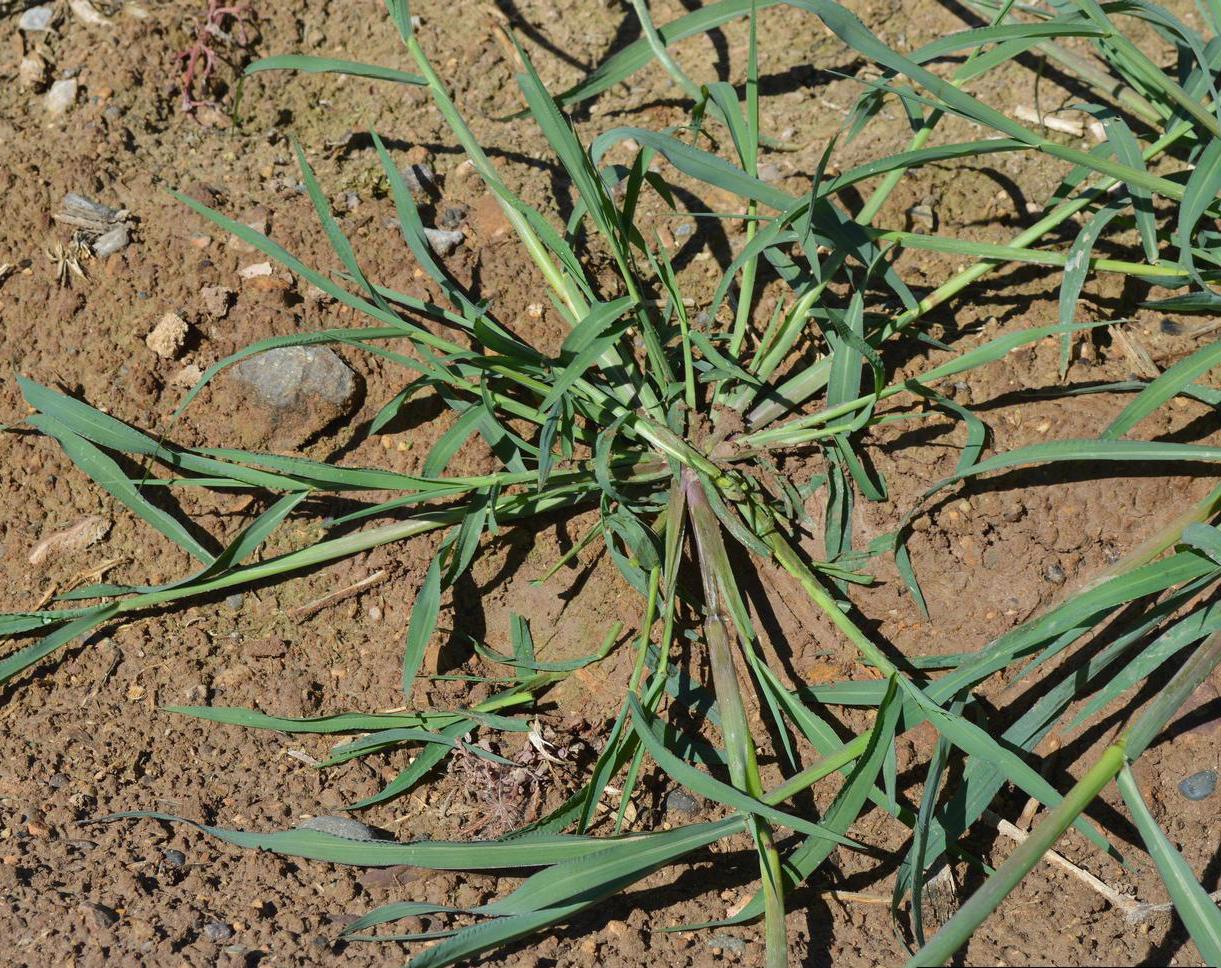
[18,4,53,30]
[400,162,434,193]
[202,921,233,943]
[297,815,388,842]
[91,223,129,257]
[226,346,361,449]
[1043,562,1066,584]
[163,848,187,867]
[440,204,468,229]
[48,772,69,789]
[224,593,244,611]
[665,789,701,816]
[83,902,119,928]
[1179,770,1217,801]
[423,227,463,256]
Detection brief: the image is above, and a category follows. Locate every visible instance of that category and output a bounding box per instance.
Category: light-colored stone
[18,4,53,31]
[45,78,77,116]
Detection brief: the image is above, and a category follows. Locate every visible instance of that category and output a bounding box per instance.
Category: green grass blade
[28,415,216,565]
[403,554,443,695]
[1103,340,1221,439]
[245,54,425,85]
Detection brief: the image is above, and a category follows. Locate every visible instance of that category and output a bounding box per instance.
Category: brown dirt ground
[0,0,1218,966]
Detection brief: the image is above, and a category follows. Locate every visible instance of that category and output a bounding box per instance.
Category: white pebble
[19,5,54,31]
[45,78,78,116]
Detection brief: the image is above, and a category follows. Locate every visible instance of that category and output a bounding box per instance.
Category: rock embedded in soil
[162,849,186,867]
[665,789,701,816]
[222,346,361,450]
[145,311,189,359]
[202,921,233,942]
[424,227,463,256]
[17,3,53,31]
[400,162,434,194]
[1178,770,1217,801]
[82,902,119,928]
[45,78,77,116]
[91,224,129,257]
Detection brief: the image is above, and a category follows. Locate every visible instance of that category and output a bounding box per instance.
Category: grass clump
[4,0,1221,965]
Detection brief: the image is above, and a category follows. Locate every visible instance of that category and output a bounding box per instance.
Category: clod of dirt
[45,78,78,116]
[28,514,111,566]
[18,54,49,91]
[472,192,512,242]
[17,4,53,31]
[145,311,190,359]
[200,284,233,318]
[424,227,463,256]
[221,345,361,449]
[1178,770,1217,801]
[296,816,389,842]
[169,363,201,388]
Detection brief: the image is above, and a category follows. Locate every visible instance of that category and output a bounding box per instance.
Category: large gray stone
[224,346,361,449]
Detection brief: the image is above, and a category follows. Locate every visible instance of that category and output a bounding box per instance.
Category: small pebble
[423,227,463,256]
[706,934,747,954]
[675,223,694,238]
[163,848,187,867]
[757,163,782,183]
[84,902,120,928]
[1178,770,1217,801]
[19,4,55,31]
[224,593,244,611]
[440,204,468,229]
[48,772,69,789]
[91,224,129,257]
[45,78,78,116]
[400,163,434,193]
[367,604,382,622]
[1043,562,1066,584]
[665,789,701,816]
[202,921,234,943]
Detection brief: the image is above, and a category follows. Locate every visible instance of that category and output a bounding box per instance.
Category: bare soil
[0,1,1217,966]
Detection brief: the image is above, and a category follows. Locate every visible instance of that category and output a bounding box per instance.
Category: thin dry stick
[287,569,388,618]
[985,809,1140,916]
